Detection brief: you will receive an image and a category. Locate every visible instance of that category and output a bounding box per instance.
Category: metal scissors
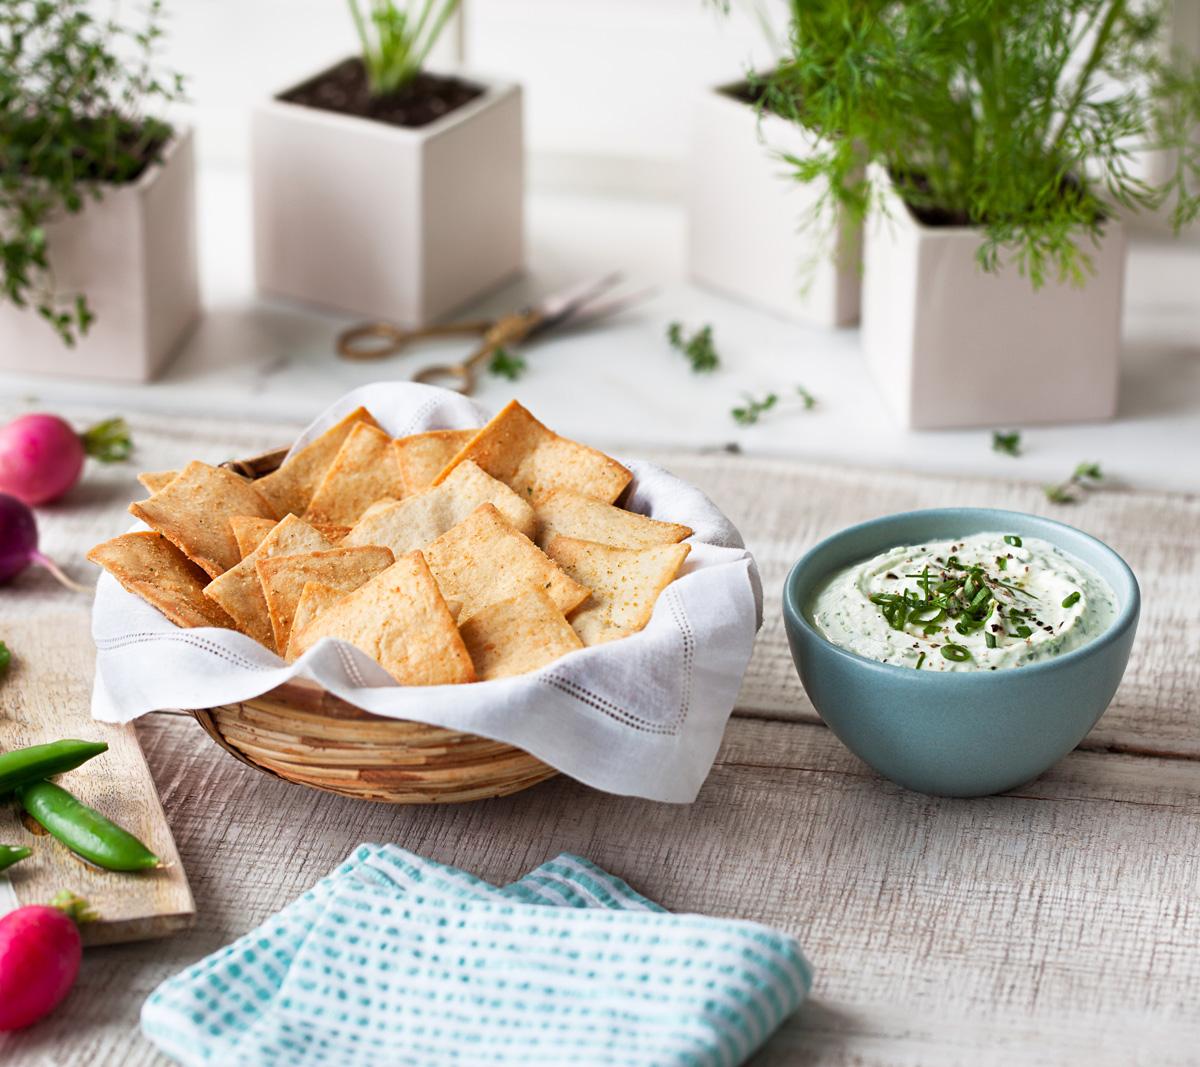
[335,273,650,394]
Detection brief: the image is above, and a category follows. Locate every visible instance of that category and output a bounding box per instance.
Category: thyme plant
[0,0,184,345]
[764,1,1200,287]
[349,0,462,96]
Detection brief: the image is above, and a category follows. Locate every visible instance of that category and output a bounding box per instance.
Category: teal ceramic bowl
[782,508,1139,797]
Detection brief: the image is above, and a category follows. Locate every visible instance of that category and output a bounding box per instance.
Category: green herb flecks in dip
[810,532,1118,672]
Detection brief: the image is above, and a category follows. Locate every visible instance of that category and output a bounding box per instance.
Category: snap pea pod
[0,845,31,872]
[0,739,108,796]
[15,781,160,872]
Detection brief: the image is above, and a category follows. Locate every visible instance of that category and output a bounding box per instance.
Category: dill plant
[0,0,184,344]
[763,1,1200,287]
[348,0,462,96]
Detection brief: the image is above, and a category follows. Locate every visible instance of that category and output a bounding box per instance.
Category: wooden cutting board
[0,612,194,945]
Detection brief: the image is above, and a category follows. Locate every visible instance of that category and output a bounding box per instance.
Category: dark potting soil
[279,59,484,129]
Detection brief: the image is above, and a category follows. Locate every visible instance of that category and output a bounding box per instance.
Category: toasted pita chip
[257,545,394,653]
[359,498,399,522]
[424,503,589,622]
[342,460,535,556]
[459,587,583,680]
[284,582,346,661]
[304,423,405,526]
[392,429,475,495]
[434,400,631,503]
[128,460,276,578]
[544,536,690,645]
[254,406,380,516]
[138,469,179,494]
[229,515,278,559]
[533,489,692,550]
[87,532,235,630]
[289,552,476,685]
[203,515,334,649]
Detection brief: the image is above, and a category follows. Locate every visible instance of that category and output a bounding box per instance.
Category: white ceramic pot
[0,128,199,382]
[252,66,524,326]
[686,82,860,328]
[861,179,1126,430]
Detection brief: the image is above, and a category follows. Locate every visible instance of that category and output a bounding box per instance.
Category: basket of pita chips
[87,384,761,805]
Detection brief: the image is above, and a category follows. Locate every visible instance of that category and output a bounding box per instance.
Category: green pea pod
[0,844,31,872]
[0,739,108,795]
[16,781,160,872]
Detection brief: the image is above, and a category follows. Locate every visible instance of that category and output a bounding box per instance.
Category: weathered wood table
[2,409,1197,1066]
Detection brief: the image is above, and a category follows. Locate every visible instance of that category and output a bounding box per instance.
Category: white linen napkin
[90,382,762,802]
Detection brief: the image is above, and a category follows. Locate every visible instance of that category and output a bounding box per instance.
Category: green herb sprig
[1044,462,1104,504]
[348,0,462,96]
[0,0,185,345]
[992,431,1022,457]
[730,385,817,426]
[666,321,720,373]
[762,2,1200,290]
[487,346,526,382]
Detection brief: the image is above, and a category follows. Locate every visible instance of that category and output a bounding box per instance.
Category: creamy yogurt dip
[810,532,1118,671]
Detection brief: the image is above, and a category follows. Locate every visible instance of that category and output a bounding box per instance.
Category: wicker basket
[186,446,557,804]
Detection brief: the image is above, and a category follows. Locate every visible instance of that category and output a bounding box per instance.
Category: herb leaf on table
[992,431,1022,457]
[667,322,720,373]
[488,347,526,382]
[1044,462,1104,504]
[731,393,779,426]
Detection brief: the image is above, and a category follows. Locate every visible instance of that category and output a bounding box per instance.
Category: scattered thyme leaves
[796,385,817,410]
[992,430,1021,457]
[666,321,720,373]
[1044,461,1104,504]
[731,392,778,426]
[488,346,526,381]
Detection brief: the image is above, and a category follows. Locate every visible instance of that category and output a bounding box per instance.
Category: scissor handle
[412,360,476,394]
[336,320,494,362]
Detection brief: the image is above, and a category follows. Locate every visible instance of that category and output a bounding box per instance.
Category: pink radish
[0,893,94,1031]
[0,414,132,506]
[0,492,90,592]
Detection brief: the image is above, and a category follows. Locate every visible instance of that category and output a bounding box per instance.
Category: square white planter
[861,181,1126,430]
[252,66,524,326]
[0,128,199,382]
[686,82,860,328]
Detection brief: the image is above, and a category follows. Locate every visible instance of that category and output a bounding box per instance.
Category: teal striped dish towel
[142,844,811,1067]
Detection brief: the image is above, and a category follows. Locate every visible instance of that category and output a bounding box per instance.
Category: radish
[0,492,90,592]
[0,414,132,506]
[0,893,94,1031]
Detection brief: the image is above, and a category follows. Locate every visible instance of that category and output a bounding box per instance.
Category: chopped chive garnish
[985,631,997,648]
[1014,624,1033,638]
[915,651,926,670]
[996,556,1007,571]
[1003,534,1022,547]
[941,644,971,662]
[1062,591,1081,608]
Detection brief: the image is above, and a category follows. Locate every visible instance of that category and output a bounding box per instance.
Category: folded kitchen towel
[142,844,811,1067]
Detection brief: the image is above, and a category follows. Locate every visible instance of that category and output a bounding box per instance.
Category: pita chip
[342,460,535,556]
[533,488,692,550]
[424,503,589,622]
[229,515,278,559]
[87,531,235,630]
[129,460,277,578]
[544,535,690,646]
[288,552,476,685]
[459,587,583,680]
[137,469,179,494]
[304,423,406,526]
[253,406,380,516]
[257,545,394,653]
[204,514,334,649]
[434,400,631,503]
[284,582,346,661]
[392,429,475,495]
